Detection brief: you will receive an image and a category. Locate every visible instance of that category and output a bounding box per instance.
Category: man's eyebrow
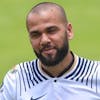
[29,26,58,34]
[30,30,40,34]
[46,26,58,30]
[46,26,59,32]
[47,25,57,28]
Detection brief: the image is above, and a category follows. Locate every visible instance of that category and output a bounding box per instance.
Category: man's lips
[41,48,56,54]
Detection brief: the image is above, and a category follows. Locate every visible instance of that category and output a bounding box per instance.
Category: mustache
[40,44,56,53]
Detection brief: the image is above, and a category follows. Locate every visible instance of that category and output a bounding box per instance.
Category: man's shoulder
[4,59,37,79]
[75,53,100,69]
[76,54,99,63]
[11,59,38,73]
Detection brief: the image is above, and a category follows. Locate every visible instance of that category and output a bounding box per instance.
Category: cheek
[53,35,66,48]
[30,39,40,52]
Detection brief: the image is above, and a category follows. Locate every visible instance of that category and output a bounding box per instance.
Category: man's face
[27,9,72,66]
[34,31,69,66]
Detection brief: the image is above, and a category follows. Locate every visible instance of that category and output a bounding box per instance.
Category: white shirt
[0,54,100,100]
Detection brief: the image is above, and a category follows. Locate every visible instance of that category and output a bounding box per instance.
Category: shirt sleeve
[97,61,100,94]
[0,68,17,100]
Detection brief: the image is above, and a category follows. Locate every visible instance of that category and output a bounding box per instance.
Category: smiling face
[26,5,73,66]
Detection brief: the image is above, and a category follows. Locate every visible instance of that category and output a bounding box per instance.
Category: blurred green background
[0,0,100,84]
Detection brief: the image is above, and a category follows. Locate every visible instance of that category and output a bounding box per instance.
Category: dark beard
[34,33,69,67]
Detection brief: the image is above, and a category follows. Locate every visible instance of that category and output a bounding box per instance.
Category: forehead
[27,9,64,29]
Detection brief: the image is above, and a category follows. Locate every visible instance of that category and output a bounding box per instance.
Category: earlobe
[66,23,74,40]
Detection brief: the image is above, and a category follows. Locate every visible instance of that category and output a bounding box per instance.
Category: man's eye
[47,27,59,34]
[30,32,41,38]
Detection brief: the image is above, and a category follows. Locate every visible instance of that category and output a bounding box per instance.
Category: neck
[40,51,74,77]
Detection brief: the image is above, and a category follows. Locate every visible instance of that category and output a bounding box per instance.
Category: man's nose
[40,33,51,46]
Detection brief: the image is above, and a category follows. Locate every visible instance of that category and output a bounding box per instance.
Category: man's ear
[66,23,74,40]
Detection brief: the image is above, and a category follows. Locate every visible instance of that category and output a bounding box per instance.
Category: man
[0,2,100,100]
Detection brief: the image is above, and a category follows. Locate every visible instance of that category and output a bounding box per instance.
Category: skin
[26,3,74,77]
